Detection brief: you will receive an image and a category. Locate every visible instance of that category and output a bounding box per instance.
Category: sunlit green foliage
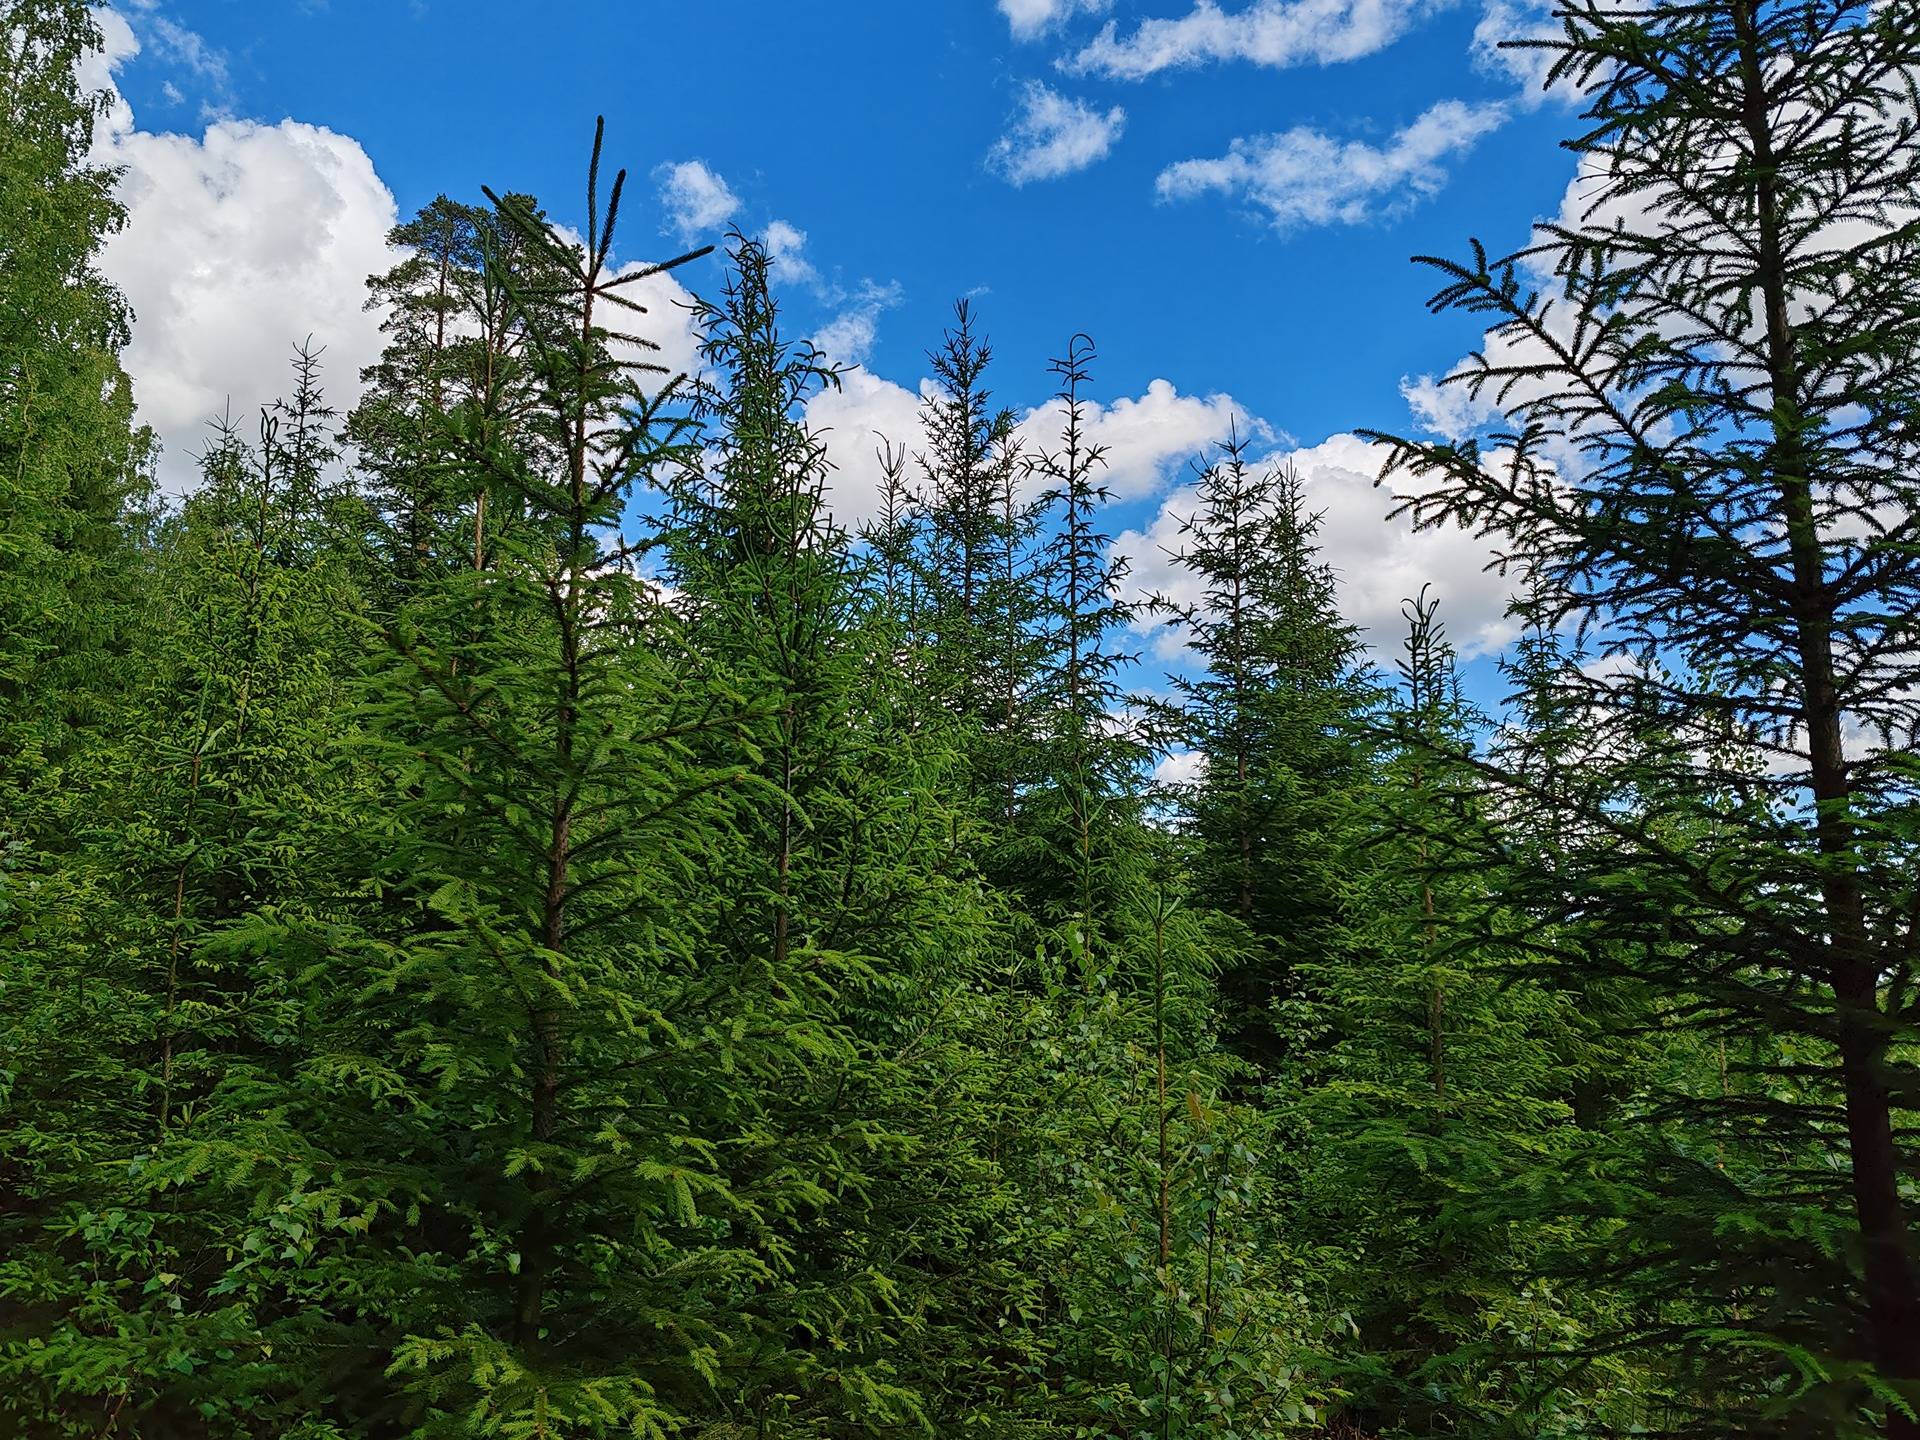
[5,3,1919,1436]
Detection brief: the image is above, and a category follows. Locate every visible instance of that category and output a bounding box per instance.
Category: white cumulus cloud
[1471,0,1563,99]
[86,9,702,492]
[744,220,901,368]
[1013,378,1259,501]
[1069,0,1444,80]
[999,0,1113,41]
[804,366,931,530]
[1152,748,1209,787]
[1156,98,1507,231]
[1115,431,1520,661]
[805,365,1263,528]
[87,14,400,492]
[762,218,817,286]
[608,260,705,382]
[812,280,904,368]
[988,81,1126,186]
[652,159,741,247]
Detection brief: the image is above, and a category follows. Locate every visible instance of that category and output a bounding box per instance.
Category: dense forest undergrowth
[5,1,1920,1435]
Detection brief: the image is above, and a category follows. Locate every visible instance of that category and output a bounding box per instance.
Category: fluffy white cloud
[1471,0,1562,99]
[652,159,741,247]
[998,0,1121,40]
[761,218,817,286]
[1156,98,1506,231]
[717,218,901,368]
[1114,431,1520,660]
[803,371,1517,660]
[1400,369,1506,442]
[1013,378,1257,501]
[999,0,1112,41]
[804,367,1253,529]
[1069,0,1444,79]
[79,7,140,98]
[85,12,706,492]
[745,220,902,368]
[987,81,1126,186]
[812,280,904,368]
[1393,143,1684,472]
[804,366,931,530]
[87,15,401,492]
[1152,748,1209,787]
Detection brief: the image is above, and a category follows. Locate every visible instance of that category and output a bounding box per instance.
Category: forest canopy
[3,1,1920,1437]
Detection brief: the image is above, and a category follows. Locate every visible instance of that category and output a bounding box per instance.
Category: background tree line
[2,1,1917,1436]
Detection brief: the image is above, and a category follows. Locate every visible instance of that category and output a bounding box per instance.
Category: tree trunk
[1733,3,1920,1412]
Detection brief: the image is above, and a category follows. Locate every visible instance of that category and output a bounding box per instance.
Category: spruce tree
[184,126,794,1435]
[1291,592,1657,1438]
[653,234,993,1428]
[0,0,148,819]
[1371,1,1920,1428]
[1017,333,1144,936]
[0,359,369,1435]
[913,301,1026,756]
[1154,431,1371,1069]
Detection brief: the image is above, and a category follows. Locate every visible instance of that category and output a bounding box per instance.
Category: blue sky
[91,0,1584,701]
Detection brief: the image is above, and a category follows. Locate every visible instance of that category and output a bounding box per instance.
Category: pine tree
[347,192,569,602]
[346,196,488,590]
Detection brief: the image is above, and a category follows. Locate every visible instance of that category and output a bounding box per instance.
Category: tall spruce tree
[0,0,148,820]
[0,359,371,1435]
[1018,334,1144,936]
[180,128,822,1435]
[0,8,164,1428]
[1154,431,1372,1069]
[653,235,1021,1430]
[1288,591,1655,1439]
[913,301,1027,759]
[1371,1,1920,1429]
